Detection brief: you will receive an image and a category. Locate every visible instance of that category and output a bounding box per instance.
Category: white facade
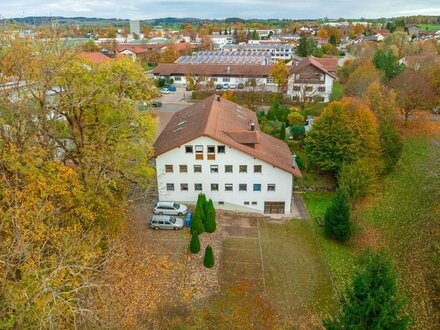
[210,35,234,49]
[157,75,273,87]
[287,73,334,102]
[156,136,293,214]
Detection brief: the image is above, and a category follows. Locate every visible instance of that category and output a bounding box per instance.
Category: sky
[1,0,440,20]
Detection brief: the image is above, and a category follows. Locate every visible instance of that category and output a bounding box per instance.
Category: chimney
[216,94,220,102]
[250,122,255,131]
[226,66,231,74]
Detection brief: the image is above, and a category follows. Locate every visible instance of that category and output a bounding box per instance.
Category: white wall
[156,75,274,87]
[155,136,293,214]
[287,74,334,102]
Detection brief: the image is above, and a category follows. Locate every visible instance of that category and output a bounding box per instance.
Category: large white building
[153,96,302,214]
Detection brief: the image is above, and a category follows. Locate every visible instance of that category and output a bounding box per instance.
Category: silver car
[150,215,184,230]
[153,201,188,216]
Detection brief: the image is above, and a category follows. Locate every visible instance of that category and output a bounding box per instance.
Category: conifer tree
[324,250,409,329]
[203,245,215,268]
[204,199,217,233]
[324,188,352,241]
[190,210,204,235]
[189,233,201,254]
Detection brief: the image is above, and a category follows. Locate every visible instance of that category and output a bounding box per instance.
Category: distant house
[405,24,420,38]
[209,35,234,49]
[287,56,338,102]
[223,43,293,60]
[151,63,274,86]
[399,54,440,71]
[80,51,119,64]
[153,95,302,215]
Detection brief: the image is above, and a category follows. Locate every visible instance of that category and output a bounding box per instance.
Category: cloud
[0,0,438,19]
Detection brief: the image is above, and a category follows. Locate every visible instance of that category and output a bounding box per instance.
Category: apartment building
[153,95,302,214]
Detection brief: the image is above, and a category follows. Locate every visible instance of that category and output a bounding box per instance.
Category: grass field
[302,133,440,329]
[417,24,440,31]
[360,135,440,328]
[331,82,345,101]
[261,220,338,327]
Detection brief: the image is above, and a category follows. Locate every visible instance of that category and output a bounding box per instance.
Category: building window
[254,165,262,173]
[225,184,233,191]
[217,145,225,153]
[305,86,313,92]
[174,76,182,81]
[251,201,257,205]
[253,184,262,192]
[239,184,247,191]
[207,145,216,160]
[223,77,230,82]
[244,201,250,205]
[180,183,188,191]
[318,86,325,92]
[267,184,276,192]
[194,165,202,173]
[210,165,219,173]
[225,165,233,173]
[166,183,174,191]
[165,165,173,173]
[185,145,193,153]
[218,201,224,205]
[211,77,218,82]
[293,86,301,91]
[179,165,187,173]
[195,145,203,160]
[239,165,247,173]
[194,183,202,191]
[211,184,219,191]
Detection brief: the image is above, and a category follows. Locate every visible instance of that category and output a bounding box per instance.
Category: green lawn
[331,82,345,101]
[301,135,440,329]
[359,135,440,329]
[303,192,357,292]
[260,220,338,328]
[417,24,440,31]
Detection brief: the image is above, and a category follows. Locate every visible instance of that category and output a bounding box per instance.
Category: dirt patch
[222,226,259,238]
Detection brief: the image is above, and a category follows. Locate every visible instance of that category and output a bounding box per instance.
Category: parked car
[229,84,237,89]
[237,83,245,89]
[222,83,230,89]
[151,100,162,107]
[150,215,184,230]
[167,85,177,92]
[215,84,223,90]
[432,106,440,115]
[153,201,188,216]
[160,88,170,94]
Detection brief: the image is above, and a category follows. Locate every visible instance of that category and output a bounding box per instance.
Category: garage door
[264,202,285,214]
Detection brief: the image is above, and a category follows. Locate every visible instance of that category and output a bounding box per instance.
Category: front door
[264,202,285,214]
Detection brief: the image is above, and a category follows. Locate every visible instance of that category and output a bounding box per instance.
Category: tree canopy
[304,98,382,174]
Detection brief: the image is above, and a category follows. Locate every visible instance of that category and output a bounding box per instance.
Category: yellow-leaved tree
[0,33,159,327]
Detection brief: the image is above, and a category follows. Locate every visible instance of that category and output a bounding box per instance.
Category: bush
[189,233,201,254]
[289,125,306,140]
[324,188,352,241]
[338,158,378,200]
[288,111,305,125]
[279,122,286,140]
[204,199,217,233]
[203,245,215,268]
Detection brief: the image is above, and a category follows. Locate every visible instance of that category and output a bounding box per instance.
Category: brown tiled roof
[152,63,272,77]
[290,56,338,79]
[313,57,338,75]
[154,95,302,177]
[80,52,116,64]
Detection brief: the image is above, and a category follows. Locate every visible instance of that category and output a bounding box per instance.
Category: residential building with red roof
[154,95,302,215]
